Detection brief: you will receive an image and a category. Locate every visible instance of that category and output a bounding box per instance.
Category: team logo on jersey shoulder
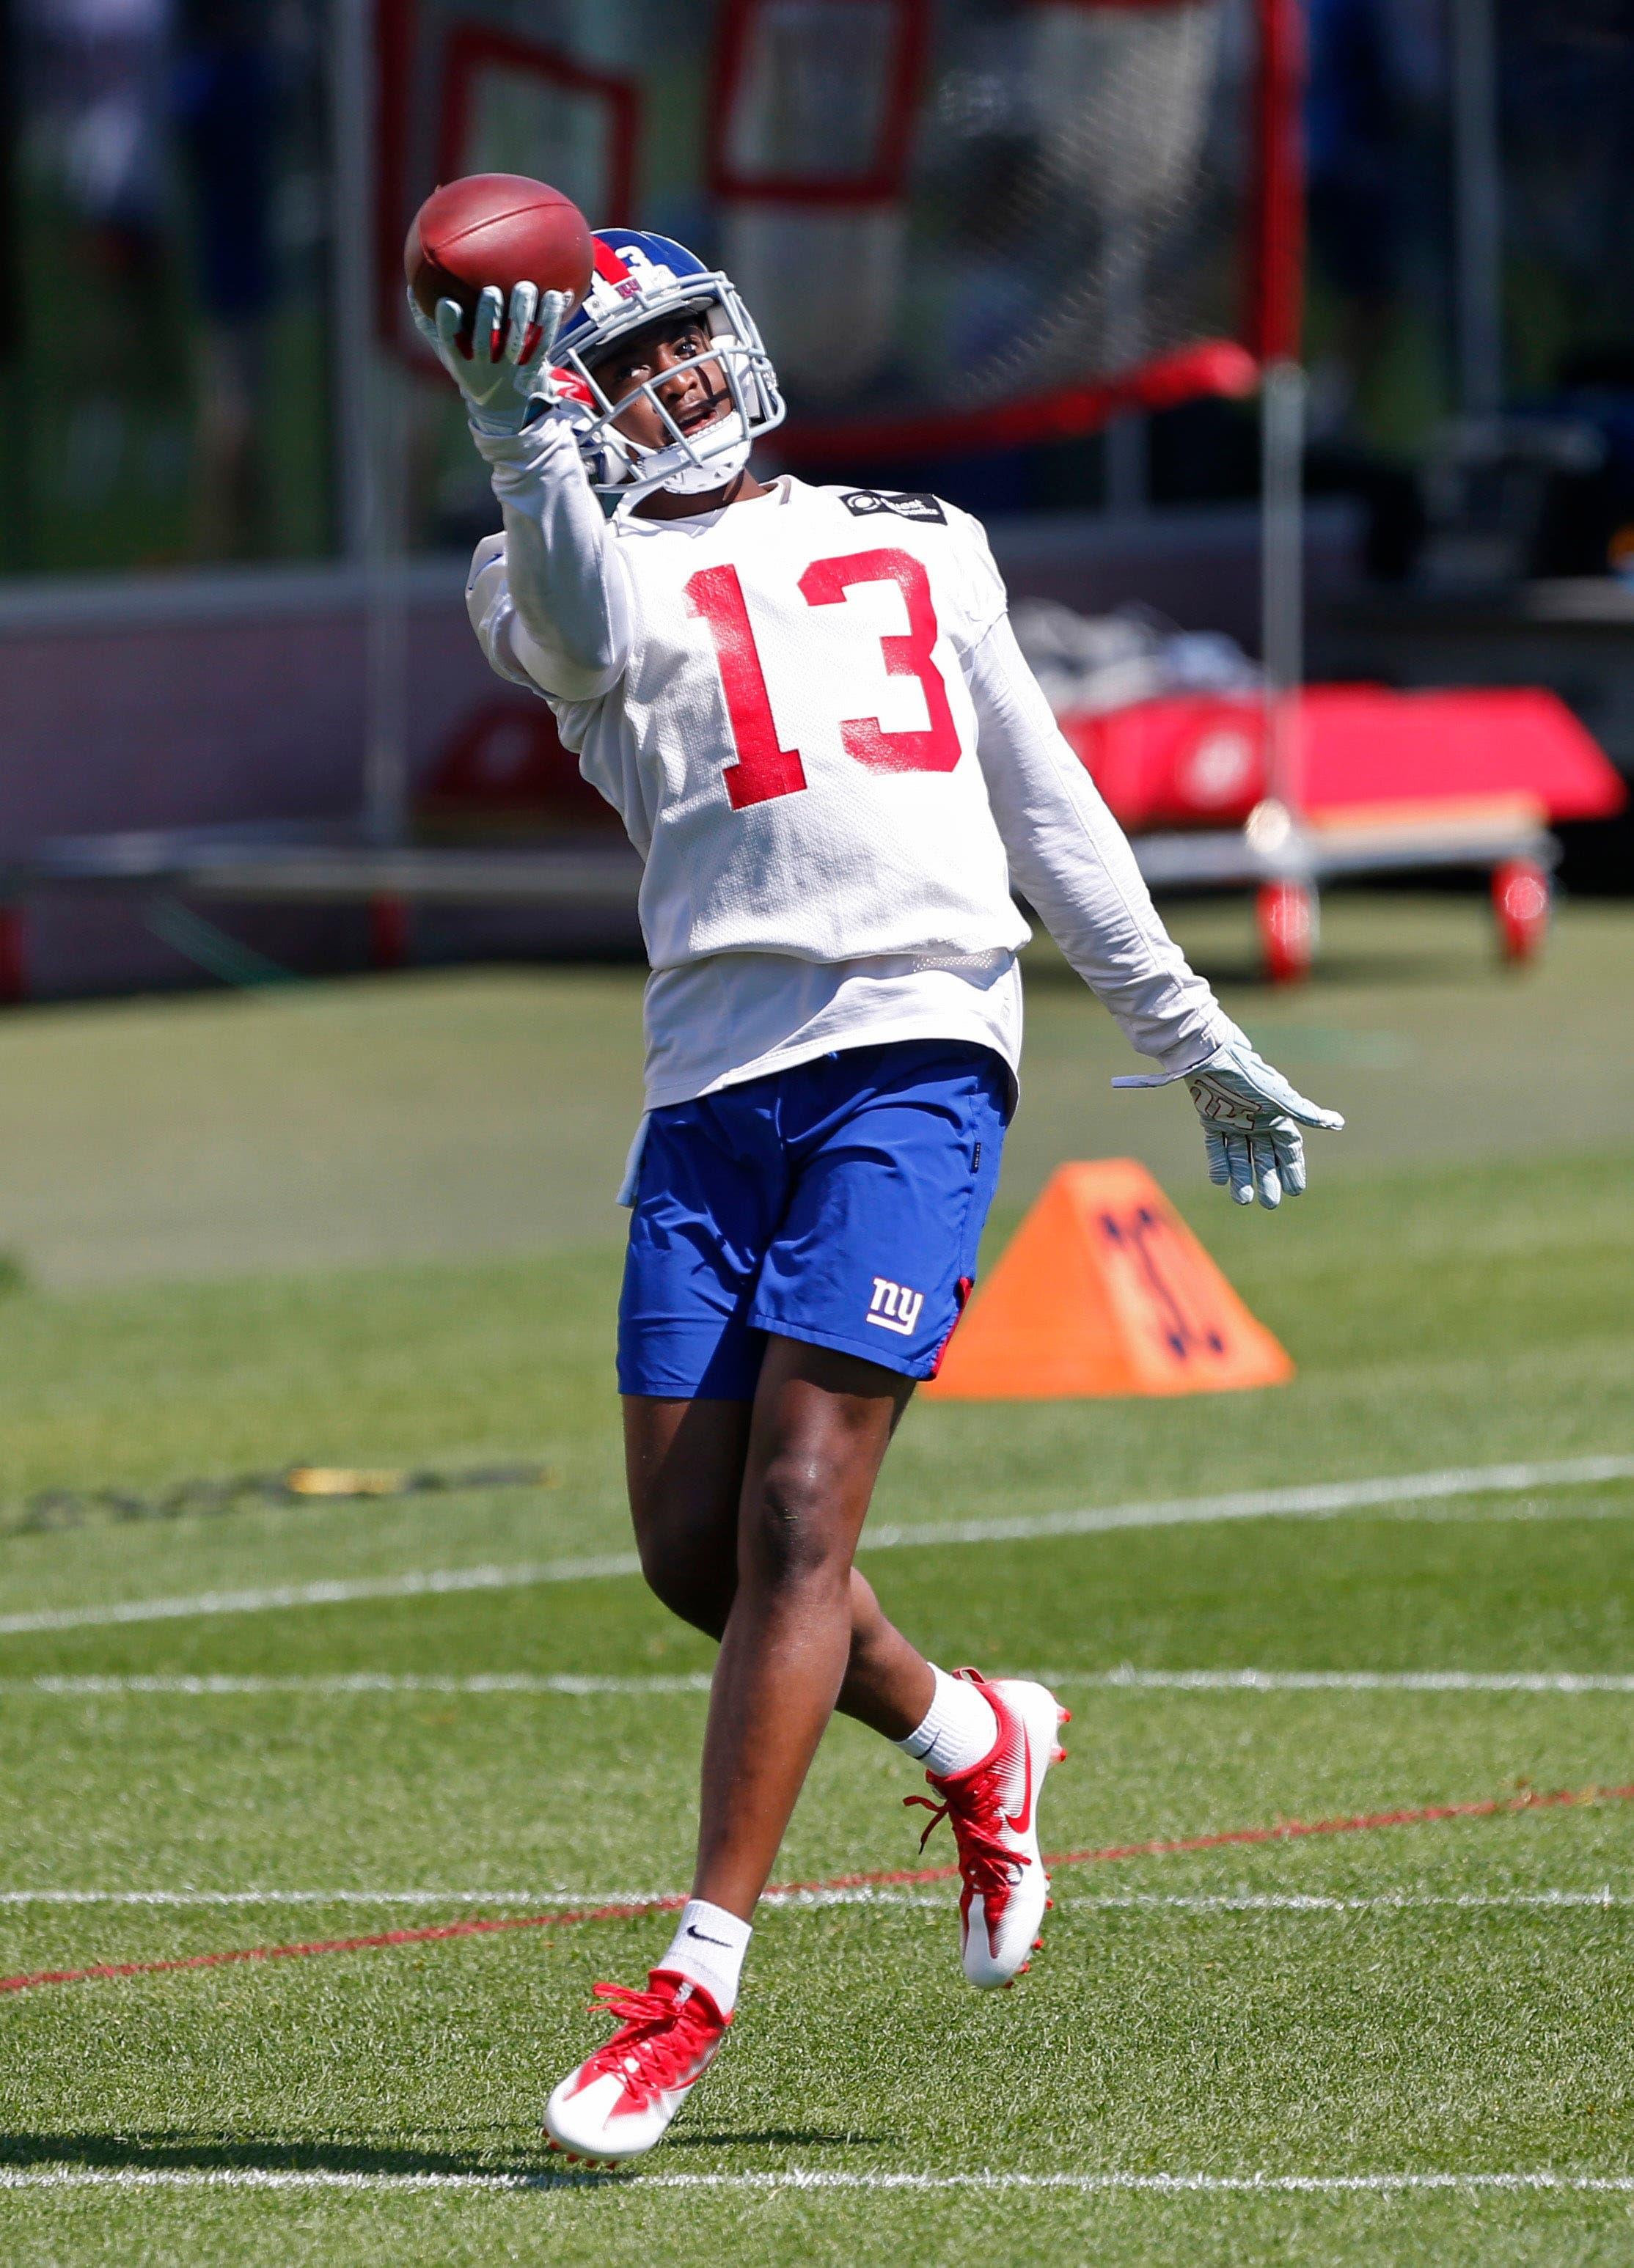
[840,489,947,525]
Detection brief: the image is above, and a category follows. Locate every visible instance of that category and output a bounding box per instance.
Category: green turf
[2,899,1633,2264]
[1,892,1627,1290]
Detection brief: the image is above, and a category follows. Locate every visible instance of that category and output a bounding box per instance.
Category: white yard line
[754,1887,1634,1913]
[8,1667,1634,1698]
[1053,1891,1634,1912]
[1,1673,713,1695]
[0,1889,673,1906]
[2,2165,1633,2195]
[1,1887,1629,1912]
[2,1452,1630,1640]
[1051,1669,1634,1693]
[861,1455,1634,1553]
[0,1555,644,1638]
[763,1887,1634,1912]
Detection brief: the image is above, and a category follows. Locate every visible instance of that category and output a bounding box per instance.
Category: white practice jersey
[466,427,1229,1114]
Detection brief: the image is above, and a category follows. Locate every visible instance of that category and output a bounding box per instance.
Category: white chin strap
[648,411,751,496]
[587,405,752,508]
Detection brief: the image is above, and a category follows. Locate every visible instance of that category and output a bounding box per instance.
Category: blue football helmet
[551,229,784,504]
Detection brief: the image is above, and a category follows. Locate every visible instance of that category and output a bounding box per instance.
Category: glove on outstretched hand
[408,282,571,436]
[1113,1032,1344,1211]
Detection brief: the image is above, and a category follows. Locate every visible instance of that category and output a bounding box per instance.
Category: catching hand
[1113,1032,1344,1211]
[408,282,571,434]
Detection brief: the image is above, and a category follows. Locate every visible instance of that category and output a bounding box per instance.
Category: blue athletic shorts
[618,1040,1012,1399]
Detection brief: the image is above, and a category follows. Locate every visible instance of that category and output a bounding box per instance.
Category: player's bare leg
[686,1335,921,1918]
[624,1360,1066,1953]
[623,1389,935,1739]
[544,1341,931,2165]
[659,1337,1068,1977]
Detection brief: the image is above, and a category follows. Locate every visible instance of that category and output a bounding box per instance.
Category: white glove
[1113,1030,1344,1211]
[408,282,571,438]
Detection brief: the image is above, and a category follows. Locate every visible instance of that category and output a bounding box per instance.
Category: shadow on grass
[666,2127,887,2149]
[0,2124,892,2183]
[0,2130,588,2185]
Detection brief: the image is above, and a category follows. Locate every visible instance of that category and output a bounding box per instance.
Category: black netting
[388,0,1259,448]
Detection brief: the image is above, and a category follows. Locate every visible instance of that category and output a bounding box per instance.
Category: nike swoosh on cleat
[1004,1733,1034,1838]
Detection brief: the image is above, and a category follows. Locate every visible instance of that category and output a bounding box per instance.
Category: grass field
[1,895,1632,2266]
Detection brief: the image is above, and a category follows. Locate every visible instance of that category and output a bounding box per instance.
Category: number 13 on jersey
[684,548,961,812]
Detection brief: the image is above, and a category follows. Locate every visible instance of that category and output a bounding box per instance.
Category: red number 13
[684,547,961,811]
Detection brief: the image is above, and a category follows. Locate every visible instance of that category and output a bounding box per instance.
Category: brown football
[405,174,594,337]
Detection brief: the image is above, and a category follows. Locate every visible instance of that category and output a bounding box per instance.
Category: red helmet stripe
[592,238,631,282]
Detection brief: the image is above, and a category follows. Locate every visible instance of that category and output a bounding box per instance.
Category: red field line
[4,1784,1629,1998]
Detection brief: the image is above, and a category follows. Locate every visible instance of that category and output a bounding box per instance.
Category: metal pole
[1104,415,1148,517]
[1251,0,1306,821]
[1451,0,1503,419]
[1102,213,1148,515]
[329,0,373,563]
[331,0,409,844]
[362,364,411,848]
[0,0,31,573]
[1260,357,1305,813]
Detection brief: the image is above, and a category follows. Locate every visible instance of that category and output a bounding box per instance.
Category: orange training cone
[923,1159,1293,1401]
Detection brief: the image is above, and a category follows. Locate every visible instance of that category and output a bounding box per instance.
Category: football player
[415,232,1341,2165]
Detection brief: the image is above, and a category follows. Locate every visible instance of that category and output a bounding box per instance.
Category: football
[405,174,595,337]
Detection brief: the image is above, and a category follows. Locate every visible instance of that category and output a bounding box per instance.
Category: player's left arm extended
[965,614,1341,1210]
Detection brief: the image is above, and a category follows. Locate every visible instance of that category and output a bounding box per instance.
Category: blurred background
[0,0,1629,1008]
[2,16,1630,2217]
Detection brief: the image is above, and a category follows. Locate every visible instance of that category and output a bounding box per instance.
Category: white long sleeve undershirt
[963,612,1228,1076]
[466,410,630,704]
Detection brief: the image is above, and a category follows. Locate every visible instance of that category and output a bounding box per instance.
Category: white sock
[659,1898,752,2016]
[895,1665,1000,1780]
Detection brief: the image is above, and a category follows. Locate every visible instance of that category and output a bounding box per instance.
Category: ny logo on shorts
[866,1277,924,1336]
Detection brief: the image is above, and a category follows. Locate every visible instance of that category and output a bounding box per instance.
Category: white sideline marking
[1,1886,1628,1913]
[862,1454,1634,1555]
[2,1452,1630,1639]
[0,1555,645,1638]
[4,2165,1634,2196]
[0,1889,675,1906]
[1054,1669,1634,1694]
[1054,1891,1634,1912]
[9,1667,1634,1699]
[764,1887,1634,1914]
[1,1673,713,1696]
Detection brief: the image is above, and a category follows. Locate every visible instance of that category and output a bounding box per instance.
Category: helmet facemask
[552,269,784,507]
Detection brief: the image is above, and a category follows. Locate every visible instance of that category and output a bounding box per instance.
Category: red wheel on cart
[0,906,24,1007]
[1492,859,1550,964]
[369,893,411,971]
[1256,879,1317,985]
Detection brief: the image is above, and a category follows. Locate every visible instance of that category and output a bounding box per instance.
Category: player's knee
[742,1458,850,1596]
[637,1530,730,1637]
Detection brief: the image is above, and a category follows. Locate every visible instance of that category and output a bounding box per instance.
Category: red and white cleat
[906,1670,1069,1989]
[543,1970,730,2165]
